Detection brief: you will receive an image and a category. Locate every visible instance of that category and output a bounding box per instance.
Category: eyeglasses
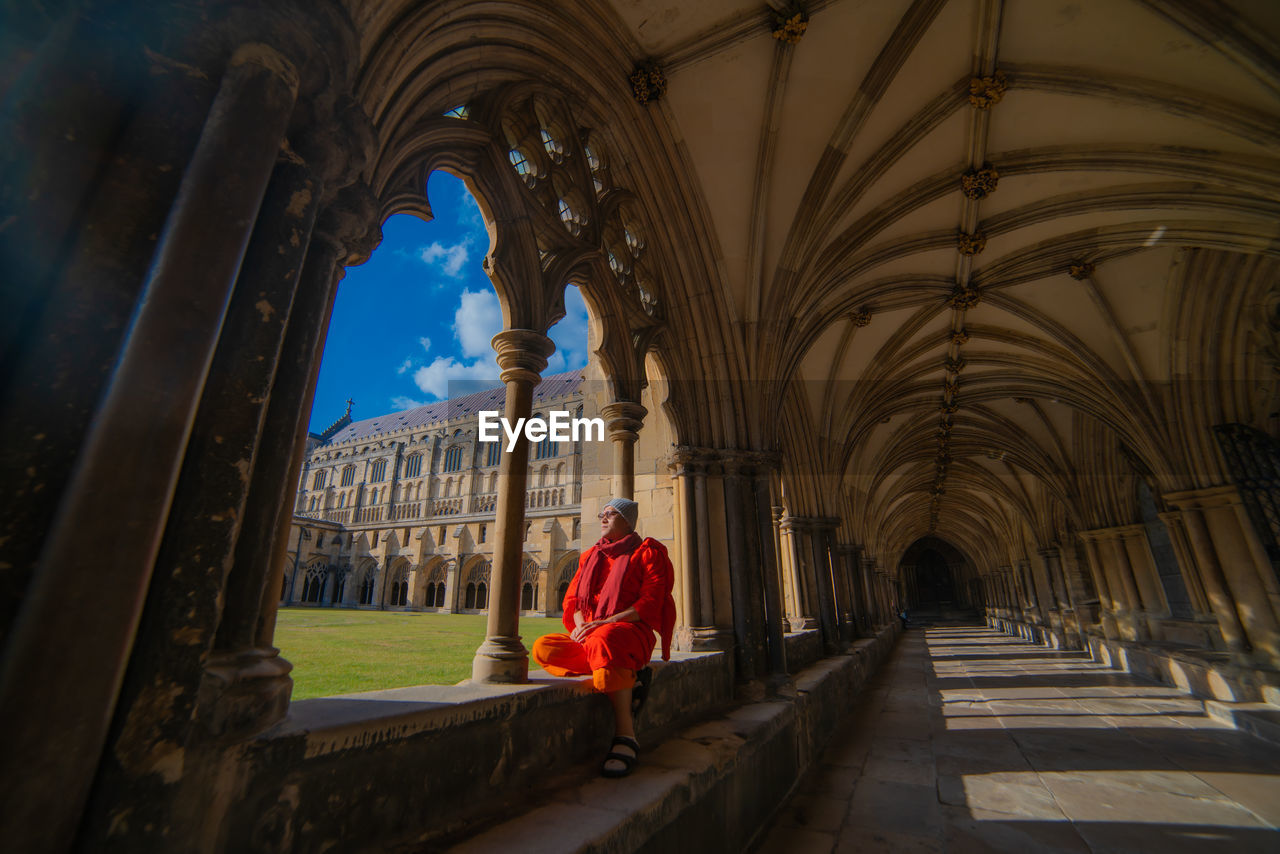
[597,510,620,521]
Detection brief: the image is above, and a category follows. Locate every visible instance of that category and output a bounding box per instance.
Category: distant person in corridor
[532,497,676,778]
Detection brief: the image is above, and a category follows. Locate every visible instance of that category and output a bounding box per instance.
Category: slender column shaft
[1181,508,1248,654]
[473,330,553,682]
[753,472,787,675]
[602,401,645,500]
[675,462,700,634]
[695,469,714,626]
[0,45,299,852]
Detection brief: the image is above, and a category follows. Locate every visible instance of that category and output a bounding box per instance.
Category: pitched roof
[317,369,584,446]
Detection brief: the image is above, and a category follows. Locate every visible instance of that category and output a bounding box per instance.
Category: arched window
[486,443,500,467]
[555,462,565,485]
[332,571,347,604]
[341,465,356,487]
[312,469,327,490]
[521,583,533,611]
[404,453,423,478]
[476,582,488,610]
[539,465,548,487]
[370,459,387,482]
[444,445,463,472]
[390,570,408,607]
[435,584,445,608]
[425,582,436,608]
[302,566,326,603]
[359,570,376,605]
[338,493,346,508]
[558,582,569,608]
[465,583,477,609]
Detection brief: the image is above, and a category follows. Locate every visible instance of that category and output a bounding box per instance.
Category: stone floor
[755,626,1280,853]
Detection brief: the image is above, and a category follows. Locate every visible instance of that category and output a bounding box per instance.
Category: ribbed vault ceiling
[345,0,1280,574]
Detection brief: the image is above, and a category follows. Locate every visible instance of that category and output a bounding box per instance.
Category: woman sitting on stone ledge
[532,497,676,778]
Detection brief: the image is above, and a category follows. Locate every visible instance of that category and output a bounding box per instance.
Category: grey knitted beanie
[603,497,639,531]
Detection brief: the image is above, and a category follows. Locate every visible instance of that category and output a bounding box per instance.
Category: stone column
[601,401,646,500]
[1158,510,1212,615]
[472,330,554,683]
[826,532,856,644]
[0,42,306,851]
[722,460,763,679]
[672,454,702,644]
[442,558,461,615]
[1080,535,1119,639]
[771,505,791,628]
[780,517,817,630]
[751,466,788,676]
[1106,532,1148,640]
[233,192,376,722]
[802,520,839,650]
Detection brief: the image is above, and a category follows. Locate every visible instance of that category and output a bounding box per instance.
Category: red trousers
[532,621,655,692]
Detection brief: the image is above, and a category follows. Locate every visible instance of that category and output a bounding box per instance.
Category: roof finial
[344,398,355,416]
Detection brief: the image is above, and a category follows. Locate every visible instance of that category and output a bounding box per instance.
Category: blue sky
[308,172,589,433]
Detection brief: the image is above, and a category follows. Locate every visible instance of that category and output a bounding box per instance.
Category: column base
[472,636,529,683]
[689,626,734,651]
[785,616,818,633]
[197,646,293,740]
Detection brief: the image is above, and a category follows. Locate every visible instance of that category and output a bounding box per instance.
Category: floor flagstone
[755,626,1280,853]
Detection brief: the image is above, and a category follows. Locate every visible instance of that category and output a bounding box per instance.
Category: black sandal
[601,735,639,778]
[631,666,653,716]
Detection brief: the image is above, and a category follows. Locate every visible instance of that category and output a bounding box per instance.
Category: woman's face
[598,507,631,541]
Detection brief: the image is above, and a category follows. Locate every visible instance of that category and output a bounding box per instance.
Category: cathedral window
[405,453,423,478]
[444,445,463,472]
[312,469,327,490]
[341,465,355,487]
[370,459,387,482]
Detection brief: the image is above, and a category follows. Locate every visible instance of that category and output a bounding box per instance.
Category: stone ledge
[447,623,901,854]
[1205,700,1280,747]
[1085,633,1279,704]
[215,651,733,852]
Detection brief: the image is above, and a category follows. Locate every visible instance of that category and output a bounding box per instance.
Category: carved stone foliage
[1068,261,1095,280]
[949,284,982,310]
[630,62,667,105]
[849,308,872,327]
[968,71,1008,109]
[771,7,810,45]
[961,164,999,200]
[956,230,987,256]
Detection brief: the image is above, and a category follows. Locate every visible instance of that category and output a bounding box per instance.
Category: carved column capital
[601,400,647,444]
[491,329,554,385]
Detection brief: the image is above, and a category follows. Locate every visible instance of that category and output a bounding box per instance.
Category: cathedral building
[283,371,587,614]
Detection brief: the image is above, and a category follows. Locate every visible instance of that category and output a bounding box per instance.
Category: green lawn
[275,607,566,700]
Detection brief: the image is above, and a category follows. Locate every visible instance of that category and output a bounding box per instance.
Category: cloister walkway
[757,626,1280,853]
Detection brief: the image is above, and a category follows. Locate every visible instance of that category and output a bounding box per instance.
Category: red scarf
[578,532,642,619]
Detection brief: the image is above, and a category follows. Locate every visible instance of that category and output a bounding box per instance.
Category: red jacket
[562,537,678,659]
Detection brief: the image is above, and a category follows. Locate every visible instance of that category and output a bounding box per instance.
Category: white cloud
[418,336,431,353]
[396,358,413,375]
[390,395,426,411]
[456,185,485,231]
[419,240,471,277]
[547,285,590,371]
[454,288,503,358]
[412,355,498,400]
